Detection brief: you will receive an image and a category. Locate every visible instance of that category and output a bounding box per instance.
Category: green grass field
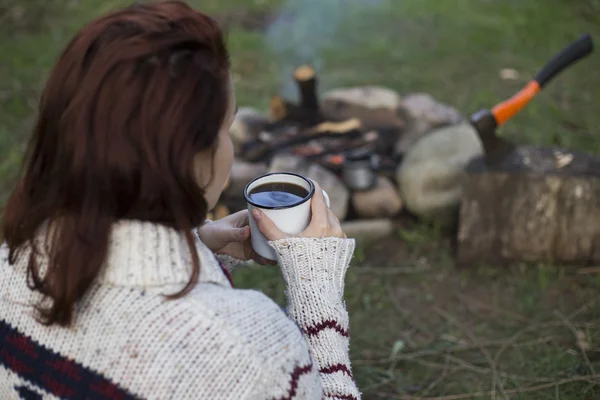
[2,0,600,398]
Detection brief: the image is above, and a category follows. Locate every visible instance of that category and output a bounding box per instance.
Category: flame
[329,155,344,165]
[269,96,287,121]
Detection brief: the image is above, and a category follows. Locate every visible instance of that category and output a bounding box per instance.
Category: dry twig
[354,336,554,366]
[420,356,452,397]
[443,354,553,383]
[397,373,600,400]
[554,310,597,377]
[355,266,431,275]
[434,306,508,399]
[386,282,435,344]
[456,292,528,323]
[493,300,597,373]
[570,299,597,319]
[577,266,600,275]
[494,325,563,374]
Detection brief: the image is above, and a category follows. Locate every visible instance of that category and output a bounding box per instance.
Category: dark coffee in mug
[248,182,309,208]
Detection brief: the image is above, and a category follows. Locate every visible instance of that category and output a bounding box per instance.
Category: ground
[1,0,600,398]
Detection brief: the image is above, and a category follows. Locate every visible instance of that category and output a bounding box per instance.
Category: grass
[235,227,600,399]
[2,0,600,398]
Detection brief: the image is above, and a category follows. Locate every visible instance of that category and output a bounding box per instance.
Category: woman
[0,1,360,399]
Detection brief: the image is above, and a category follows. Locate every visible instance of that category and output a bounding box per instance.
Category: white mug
[244,172,330,261]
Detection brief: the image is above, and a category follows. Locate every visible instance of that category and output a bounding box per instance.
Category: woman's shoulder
[185,284,306,349]
[153,284,313,388]
[137,284,315,395]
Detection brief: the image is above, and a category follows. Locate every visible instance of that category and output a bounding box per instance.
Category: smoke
[265,0,386,98]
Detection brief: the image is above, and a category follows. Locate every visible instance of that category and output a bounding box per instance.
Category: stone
[341,219,395,240]
[351,177,403,218]
[323,86,402,110]
[224,160,267,198]
[229,107,270,154]
[305,163,349,220]
[268,154,308,175]
[321,86,406,131]
[395,93,464,155]
[396,122,484,225]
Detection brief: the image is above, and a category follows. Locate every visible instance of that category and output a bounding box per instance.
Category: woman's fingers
[227,209,249,228]
[244,240,277,265]
[307,182,330,235]
[251,209,286,241]
[327,209,345,238]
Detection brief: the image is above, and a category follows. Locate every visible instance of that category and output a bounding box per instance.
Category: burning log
[313,118,361,133]
[243,118,364,162]
[294,65,319,111]
[305,131,378,160]
[272,130,401,185]
[292,143,325,157]
[269,95,325,126]
[268,65,326,127]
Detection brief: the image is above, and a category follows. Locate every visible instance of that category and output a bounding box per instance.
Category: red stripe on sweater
[92,380,127,400]
[272,362,313,400]
[42,376,76,398]
[215,257,234,288]
[6,334,38,359]
[319,363,353,378]
[1,350,33,375]
[303,320,349,338]
[220,263,234,287]
[47,358,81,381]
[324,393,358,400]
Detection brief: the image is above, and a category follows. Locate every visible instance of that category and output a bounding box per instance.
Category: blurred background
[2,0,600,398]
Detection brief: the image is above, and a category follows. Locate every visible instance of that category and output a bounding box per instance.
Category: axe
[469,33,593,166]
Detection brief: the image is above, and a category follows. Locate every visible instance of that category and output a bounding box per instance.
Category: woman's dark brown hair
[2,1,230,326]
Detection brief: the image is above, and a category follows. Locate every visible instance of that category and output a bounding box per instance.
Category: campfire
[211,65,409,227]
[240,66,402,176]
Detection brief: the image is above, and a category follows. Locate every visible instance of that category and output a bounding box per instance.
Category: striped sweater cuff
[269,237,355,299]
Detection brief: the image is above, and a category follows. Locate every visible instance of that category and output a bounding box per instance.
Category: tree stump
[457,145,600,266]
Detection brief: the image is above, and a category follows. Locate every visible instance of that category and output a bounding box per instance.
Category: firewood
[294,65,319,111]
[292,143,325,157]
[457,145,600,266]
[311,118,361,134]
[269,95,287,121]
[269,95,325,126]
[304,131,379,160]
[243,119,365,162]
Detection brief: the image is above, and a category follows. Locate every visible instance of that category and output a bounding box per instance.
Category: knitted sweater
[0,220,361,400]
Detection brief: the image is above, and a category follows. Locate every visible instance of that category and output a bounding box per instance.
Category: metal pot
[342,148,377,191]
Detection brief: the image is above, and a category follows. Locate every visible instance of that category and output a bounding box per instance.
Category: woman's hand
[197,210,275,265]
[251,182,346,241]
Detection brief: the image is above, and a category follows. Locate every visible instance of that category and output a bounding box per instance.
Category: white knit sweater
[0,220,361,399]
